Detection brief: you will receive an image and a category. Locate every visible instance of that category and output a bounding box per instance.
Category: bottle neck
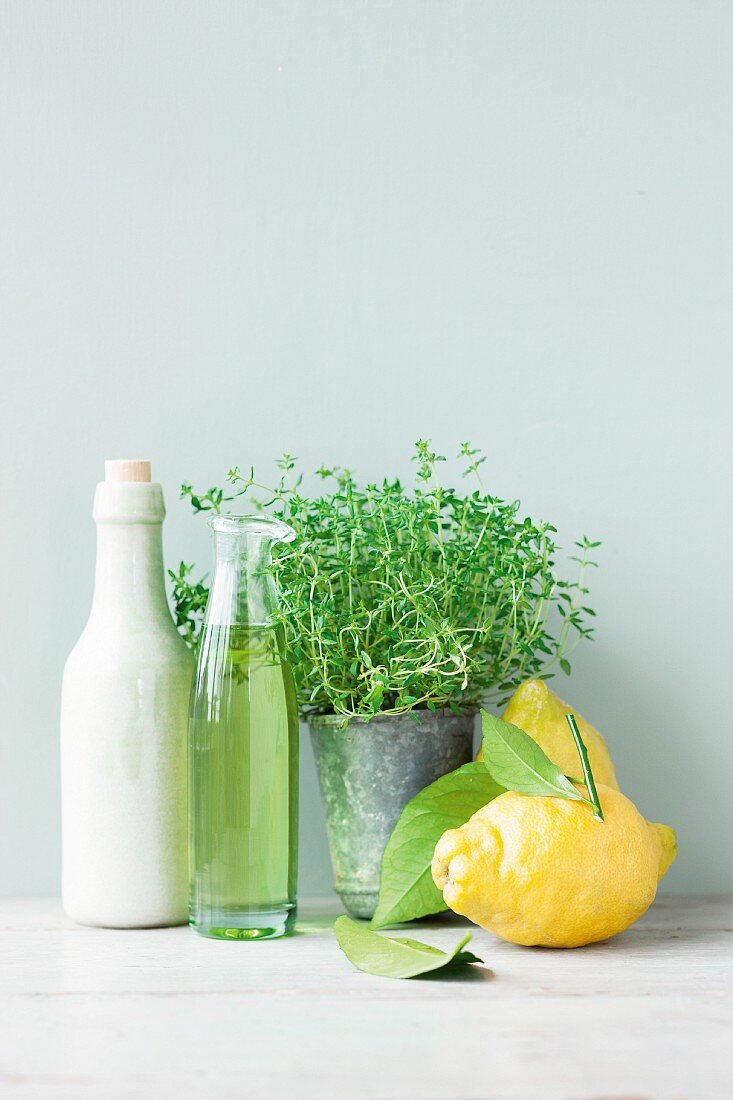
[91,522,172,622]
[205,531,277,628]
[89,481,172,625]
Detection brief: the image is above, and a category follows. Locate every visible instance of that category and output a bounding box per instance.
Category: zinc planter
[309,710,475,919]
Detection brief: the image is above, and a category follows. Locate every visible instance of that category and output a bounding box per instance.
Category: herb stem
[566,713,604,821]
[175,444,599,718]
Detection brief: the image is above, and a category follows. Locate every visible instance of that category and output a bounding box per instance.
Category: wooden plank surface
[0,896,730,1100]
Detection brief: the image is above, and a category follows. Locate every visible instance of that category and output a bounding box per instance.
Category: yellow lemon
[432,784,677,948]
[477,679,619,790]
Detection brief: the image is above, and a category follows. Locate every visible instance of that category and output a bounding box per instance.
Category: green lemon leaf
[481,710,590,804]
[334,916,482,979]
[371,762,505,928]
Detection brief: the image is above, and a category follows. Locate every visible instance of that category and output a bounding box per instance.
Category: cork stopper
[104,459,152,484]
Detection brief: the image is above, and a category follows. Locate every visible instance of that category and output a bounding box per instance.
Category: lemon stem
[566,713,604,822]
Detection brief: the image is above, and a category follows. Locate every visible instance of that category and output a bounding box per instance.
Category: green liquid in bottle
[189,625,298,940]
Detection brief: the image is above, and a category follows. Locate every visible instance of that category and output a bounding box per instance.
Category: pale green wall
[1,1,731,897]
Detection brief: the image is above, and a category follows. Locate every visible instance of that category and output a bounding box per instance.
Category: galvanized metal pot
[309,711,475,918]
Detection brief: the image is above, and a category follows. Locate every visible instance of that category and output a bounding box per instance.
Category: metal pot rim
[307,707,477,729]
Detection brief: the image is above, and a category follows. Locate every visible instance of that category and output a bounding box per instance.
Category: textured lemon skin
[651,822,678,879]
[432,785,677,948]
[476,679,619,791]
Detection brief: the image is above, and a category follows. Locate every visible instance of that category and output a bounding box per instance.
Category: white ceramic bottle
[61,460,193,927]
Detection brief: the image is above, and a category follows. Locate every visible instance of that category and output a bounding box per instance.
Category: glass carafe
[189,515,298,939]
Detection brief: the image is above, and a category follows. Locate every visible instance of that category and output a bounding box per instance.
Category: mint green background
[1,2,730,897]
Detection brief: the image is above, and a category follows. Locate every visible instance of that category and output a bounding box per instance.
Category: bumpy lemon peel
[432,784,677,948]
[476,678,619,791]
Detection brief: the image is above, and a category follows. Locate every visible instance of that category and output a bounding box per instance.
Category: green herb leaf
[481,710,590,804]
[174,443,599,718]
[334,916,482,979]
[371,762,505,928]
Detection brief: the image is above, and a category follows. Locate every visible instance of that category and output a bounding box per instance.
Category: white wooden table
[0,897,730,1100]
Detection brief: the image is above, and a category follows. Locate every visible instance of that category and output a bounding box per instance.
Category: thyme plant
[170,442,598,719]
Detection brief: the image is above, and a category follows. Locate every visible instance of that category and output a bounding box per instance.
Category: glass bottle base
[190,903,296,941]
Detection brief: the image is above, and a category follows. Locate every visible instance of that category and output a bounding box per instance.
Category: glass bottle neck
[205,531,278,628]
